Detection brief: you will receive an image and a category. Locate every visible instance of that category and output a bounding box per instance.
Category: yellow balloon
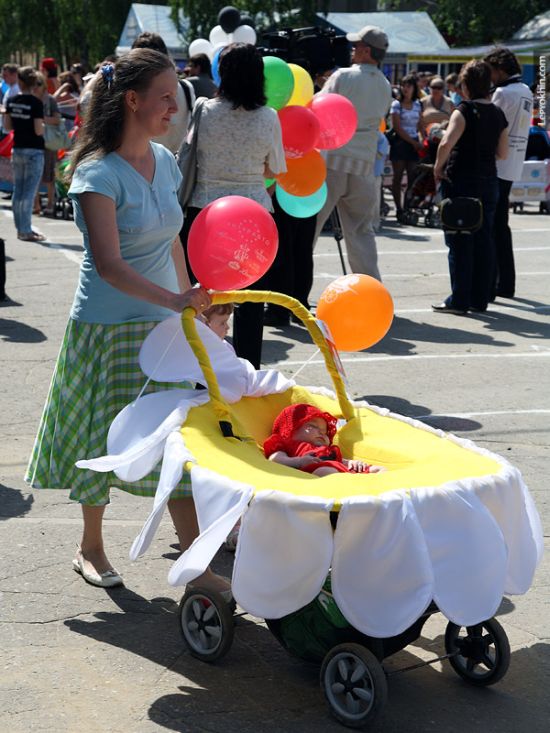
[286,64,314,107]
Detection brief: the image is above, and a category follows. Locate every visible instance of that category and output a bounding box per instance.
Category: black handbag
[439,102,483,234]
[440,196,483,233]
[385,127,398,146]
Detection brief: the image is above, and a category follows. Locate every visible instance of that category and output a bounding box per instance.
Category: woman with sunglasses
[420,76,454,133]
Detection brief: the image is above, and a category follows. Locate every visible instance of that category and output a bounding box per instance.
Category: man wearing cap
[313,25,392,281]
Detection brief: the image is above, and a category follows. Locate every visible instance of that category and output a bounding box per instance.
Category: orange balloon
[316,274,394,351]
[276,150,326,196]
[379,118,386,133]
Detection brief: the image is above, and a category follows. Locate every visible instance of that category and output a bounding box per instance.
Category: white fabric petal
[139,316,295,402]
[242,360,295,397]
[139,316,250,400]
[521,477,544,565]
[331,493,434,638]
[129,432,194,560]
[410,485,508,626]
[76,390,208,481]
[476,468,542,594]
[168,466,253,586]
[231,491,334,619]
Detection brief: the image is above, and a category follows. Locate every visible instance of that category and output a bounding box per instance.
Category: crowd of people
[0,26,546,588]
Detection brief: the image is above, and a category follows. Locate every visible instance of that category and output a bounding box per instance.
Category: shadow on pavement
[63,578,549,732]
[368,315,515,356]
[418,415,483,432]
[358,394,433,416]
[471,310,550,340]
[0,317,46,343]
[146,628,549,732]
[0,484,34,519]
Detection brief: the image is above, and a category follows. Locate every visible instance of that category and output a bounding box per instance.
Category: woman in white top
[389,74,423,218]
[180,43,286,368]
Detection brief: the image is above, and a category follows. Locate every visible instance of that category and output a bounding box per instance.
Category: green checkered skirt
[26,318,192,505]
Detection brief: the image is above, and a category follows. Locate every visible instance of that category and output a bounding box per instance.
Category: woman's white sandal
[73,548,124,588]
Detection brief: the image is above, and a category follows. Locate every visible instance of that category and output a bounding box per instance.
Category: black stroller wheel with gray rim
[179,587,234,662]
[320,643,387,728]
[445,617,510,686]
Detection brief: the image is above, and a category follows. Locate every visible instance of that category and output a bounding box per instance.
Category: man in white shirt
[314,26,392,280]
[484,47,533,298]
[1,63,20,137]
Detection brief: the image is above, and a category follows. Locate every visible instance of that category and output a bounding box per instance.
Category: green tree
[0,0,133,68]
[383,0,548,46]
[169,0,325,43]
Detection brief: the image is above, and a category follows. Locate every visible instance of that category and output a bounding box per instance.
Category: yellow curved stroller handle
[181,290,355,438]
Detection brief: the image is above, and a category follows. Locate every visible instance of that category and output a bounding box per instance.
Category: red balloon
[188,196,279,290]
[278,105,320,159]
[309,93,358,150]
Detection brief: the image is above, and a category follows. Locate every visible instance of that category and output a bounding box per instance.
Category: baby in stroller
[264,403,385,476]
[402,123,446,227]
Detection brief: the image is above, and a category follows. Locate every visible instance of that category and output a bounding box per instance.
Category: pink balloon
[309,93,358,150]
[278,105,320,159]
[188,196,279,290]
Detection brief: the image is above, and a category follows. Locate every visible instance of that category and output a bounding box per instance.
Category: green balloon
[263,56,294,110]
[265,177,276,187]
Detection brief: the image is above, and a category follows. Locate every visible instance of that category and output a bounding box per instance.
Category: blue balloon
[275,182,328,218]
[212,47,224,87]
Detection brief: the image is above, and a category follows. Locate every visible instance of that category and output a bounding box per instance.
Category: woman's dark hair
[218,43,266,111]
[459,60,492,100]
[59,70,80,94]
[17,66,38,90]
[483,47,521,77]
[398,74,419,102]
[131,31,168,56]
[69,48,174,177]
[189,53,212,78]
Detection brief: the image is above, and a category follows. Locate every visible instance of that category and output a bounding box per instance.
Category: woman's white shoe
[72,551,124,588]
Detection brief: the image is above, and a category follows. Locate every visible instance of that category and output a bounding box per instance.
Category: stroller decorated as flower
[78,279,542,728]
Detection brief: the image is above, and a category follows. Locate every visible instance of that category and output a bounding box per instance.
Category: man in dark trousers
[484,47,532,298]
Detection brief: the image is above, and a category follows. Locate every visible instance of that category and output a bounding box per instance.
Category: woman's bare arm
[496,126,509,160]
[171,235,193,292]
[433,109,465,183]
[80,192,209,312]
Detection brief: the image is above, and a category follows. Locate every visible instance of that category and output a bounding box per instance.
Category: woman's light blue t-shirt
[68,142,183,324]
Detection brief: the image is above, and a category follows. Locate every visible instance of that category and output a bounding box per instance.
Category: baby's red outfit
[264,404,369,474]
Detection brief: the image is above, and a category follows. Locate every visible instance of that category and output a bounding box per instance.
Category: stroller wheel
[179,587,234,662]
[321,643,387,728]
[445,617,510,686]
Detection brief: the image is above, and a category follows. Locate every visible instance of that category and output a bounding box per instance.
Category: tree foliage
[0,0,133,68]
[168,0,325,43]
[384,0,548,46]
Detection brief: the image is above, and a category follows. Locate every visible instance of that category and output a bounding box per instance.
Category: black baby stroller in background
[399,124,446,228]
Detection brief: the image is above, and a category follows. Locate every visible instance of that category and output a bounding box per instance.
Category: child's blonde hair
[203,303,234,321]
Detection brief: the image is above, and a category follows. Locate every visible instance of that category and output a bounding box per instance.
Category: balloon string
[133,328,180,405]
[290,348,321,380]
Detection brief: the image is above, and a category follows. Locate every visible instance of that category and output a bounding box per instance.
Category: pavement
[1,197,549,733]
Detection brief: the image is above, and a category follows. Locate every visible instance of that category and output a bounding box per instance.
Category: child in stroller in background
[400,122,446,227]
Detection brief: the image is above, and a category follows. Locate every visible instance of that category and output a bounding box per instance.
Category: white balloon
[209,24,230,47]
[208,40,229,61]
[232,24,257,45]
[188,38,213,58]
